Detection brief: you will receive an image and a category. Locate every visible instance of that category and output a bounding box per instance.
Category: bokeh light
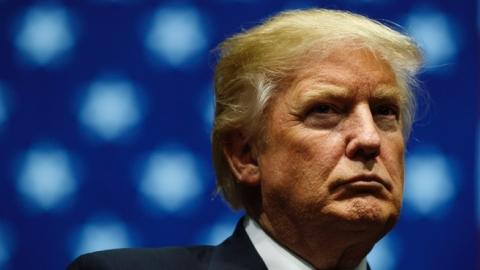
[404,146,457,218]
[405,7,459,72]
[144,5,208,68]
[138,146,204,213]
[72,216,134,258]
[13,4,76,67]
[78,76,143,142]
[16,143,77,212]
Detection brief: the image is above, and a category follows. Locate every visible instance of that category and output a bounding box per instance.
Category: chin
[327,196,400,231]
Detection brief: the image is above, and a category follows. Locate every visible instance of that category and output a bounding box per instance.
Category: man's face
[257,47,405,236]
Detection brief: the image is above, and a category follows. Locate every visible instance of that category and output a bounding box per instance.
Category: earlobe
[223,132,260,186]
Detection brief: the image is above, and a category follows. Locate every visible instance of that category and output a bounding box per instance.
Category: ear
[223,132,260,186]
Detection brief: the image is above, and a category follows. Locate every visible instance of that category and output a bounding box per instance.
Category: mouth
[331,174,392,194]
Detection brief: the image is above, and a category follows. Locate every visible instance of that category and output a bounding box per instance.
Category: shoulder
[67,246,214,270]
[66,217,265,270]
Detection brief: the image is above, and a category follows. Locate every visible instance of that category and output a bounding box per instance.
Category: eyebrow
[372,85,405,101]
[290,83,405,114]
[296,84,350,104]
[290,84,349,115]
[298,83,404,101]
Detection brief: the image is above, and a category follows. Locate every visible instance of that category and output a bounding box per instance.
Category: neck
[256,212,383,270]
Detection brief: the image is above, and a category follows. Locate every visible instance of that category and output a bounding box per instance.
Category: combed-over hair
[212,8,422,210]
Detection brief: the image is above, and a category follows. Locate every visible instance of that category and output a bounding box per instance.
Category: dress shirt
[244,217,368,270]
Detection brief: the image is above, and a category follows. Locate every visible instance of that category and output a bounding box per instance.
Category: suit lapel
[208,218,267,270]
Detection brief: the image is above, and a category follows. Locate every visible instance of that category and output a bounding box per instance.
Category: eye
[374,105,398,117]
[303,103,342,129]
[373,104,399,119]
[309,104,338,114]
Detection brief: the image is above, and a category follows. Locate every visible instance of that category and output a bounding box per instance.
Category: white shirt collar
[244,217,368,270]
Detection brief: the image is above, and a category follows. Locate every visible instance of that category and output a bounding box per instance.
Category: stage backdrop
[0,1,477,270]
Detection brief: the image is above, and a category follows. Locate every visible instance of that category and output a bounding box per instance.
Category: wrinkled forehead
[284,45,408,105]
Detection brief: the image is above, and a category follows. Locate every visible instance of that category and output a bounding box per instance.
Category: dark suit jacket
[67,220,268,270]
[67,219,371,270]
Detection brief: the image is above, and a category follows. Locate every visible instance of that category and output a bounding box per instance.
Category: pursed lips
[330,174,392,192]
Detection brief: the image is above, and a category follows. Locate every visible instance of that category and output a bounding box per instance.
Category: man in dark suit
[68,8,421,270]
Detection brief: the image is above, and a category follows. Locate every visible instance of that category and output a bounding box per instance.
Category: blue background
[0,1,477,270]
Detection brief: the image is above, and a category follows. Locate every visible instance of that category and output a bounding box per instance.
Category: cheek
[382,136,405,202]
[261,132,345,200]
[385,138,405,179]
[385,151,404,177]
[304,134,347,180]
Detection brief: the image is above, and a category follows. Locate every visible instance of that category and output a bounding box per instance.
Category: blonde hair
[212,9,422,210]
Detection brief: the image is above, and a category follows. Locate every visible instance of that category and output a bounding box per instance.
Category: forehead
[287,46,403,101]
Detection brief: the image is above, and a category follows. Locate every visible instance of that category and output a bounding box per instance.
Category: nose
[345,104,381,160]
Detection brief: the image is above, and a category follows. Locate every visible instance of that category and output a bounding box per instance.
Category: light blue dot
[13,4,76,66]
[144,5,208,68]
[73,217,133,257]
[404,146,457,218]
[79,76,143,142]
[138,146,203,213]
[367,234,399,270]
[196,216,239,245]
[16,143,77,212]
[405,7,459,72]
